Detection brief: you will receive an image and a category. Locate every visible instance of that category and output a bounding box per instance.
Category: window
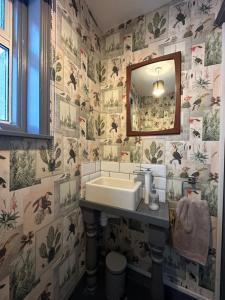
[0,0,11,123]
[0,0,51,138]
[0,45,9,121]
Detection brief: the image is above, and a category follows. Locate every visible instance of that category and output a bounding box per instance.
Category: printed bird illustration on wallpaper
[0,0,222,299]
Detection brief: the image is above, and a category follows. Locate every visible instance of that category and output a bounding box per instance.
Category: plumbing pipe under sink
[100,212,119,227]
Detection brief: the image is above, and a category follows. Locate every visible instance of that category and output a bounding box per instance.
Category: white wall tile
[101,171,110,177]
[110,172,130,179]
[154,177,166,190]
[81,162,96,176]
[90,172,101,180]
[140,164,166,178]
[96,161,101,172]
[120,163,140,174]
[101,161,119,172]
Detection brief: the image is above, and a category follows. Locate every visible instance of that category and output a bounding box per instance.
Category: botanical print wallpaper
[99,0,222,299]
[0,0,223,299]
[0,0,102,298]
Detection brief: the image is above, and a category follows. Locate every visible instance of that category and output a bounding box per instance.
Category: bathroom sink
[85,177,142,211]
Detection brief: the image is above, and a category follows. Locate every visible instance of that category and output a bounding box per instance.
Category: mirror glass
[127,52,181,136]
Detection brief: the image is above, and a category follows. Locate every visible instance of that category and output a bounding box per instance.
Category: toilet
[105,251,127,300]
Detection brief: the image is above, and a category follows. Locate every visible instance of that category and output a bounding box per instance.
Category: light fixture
[152,67,165,98]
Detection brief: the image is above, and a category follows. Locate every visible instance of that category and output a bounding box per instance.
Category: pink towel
[173,197,210,265]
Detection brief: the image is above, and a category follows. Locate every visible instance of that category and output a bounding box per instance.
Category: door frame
[215,2,225,299]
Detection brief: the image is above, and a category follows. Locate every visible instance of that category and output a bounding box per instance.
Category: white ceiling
[132,60,175,97]
[86,0,170,32]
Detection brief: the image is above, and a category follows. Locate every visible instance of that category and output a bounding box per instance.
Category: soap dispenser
[149,185,159,211]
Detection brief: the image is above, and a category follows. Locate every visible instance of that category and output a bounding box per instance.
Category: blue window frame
[0,44,9,121]
[0,0,51,139]
[0,0,4,30]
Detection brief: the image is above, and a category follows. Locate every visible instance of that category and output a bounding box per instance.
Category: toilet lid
[106,251,127,274]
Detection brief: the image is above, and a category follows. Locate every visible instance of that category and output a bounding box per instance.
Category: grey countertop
[79,198,170,229]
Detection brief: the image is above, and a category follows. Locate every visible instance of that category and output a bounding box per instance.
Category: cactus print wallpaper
[0,0,223,299]
[97,1,222,300]
[0,0,102,299]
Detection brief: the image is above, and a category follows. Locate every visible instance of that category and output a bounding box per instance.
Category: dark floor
[69,271,195,300]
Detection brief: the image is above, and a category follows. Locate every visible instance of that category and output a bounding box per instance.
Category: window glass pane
[0,44,9,121]
[27,0,40,133]
[0,0,4,30]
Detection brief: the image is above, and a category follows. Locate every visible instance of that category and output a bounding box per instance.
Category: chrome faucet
[134,167,154,204]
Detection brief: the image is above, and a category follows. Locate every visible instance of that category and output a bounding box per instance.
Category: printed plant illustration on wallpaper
[199,253,216,292]
[38,139,62,174]
[51,47,64,87]
[33,192,53,225]
[61,15,80,67]
[96,61,106,83]
[0,192,21,230]
[56,94,79,137]
[190,148,208,164]
[0,153,8,189]
[133,18,147,51]
[205,31,222,66]
[39,225,62,264]
[147,11,167,39]
[188,142,210,165]
[86,113,95,141]
[104,33,123,58]
[60,101,77,130]
[87,52,96,83]
[36,220,63,276]
[89,143,100,161]
[10,140,40,191]
[201,182,218,217]
[59,253,76,288]
[0,226,23,282]
[0,0,222,298]
[130,146,142,163]
[10,249,37,300]
[20,231,34,252]
[194,76,211,90]
[167,179,182,202]
[95,114,106,138]
[80,141,89,162]
[202,110,220,141]
[55,177,79,213]
[197,0,214,15]
[144,141,164,164]
[102,145,120,162]
[102,88,122,113]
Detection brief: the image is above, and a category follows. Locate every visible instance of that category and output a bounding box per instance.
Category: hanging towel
[173,196,210,265]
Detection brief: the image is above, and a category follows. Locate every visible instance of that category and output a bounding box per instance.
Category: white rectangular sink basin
[85,177,142,211]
